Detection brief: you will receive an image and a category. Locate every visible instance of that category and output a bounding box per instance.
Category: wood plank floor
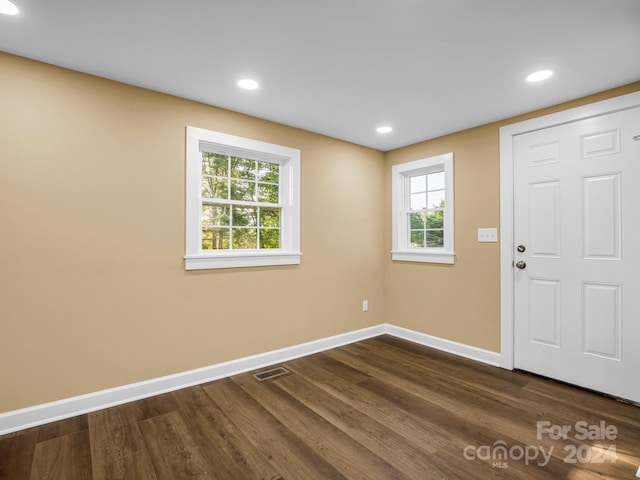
[1,335,639,479]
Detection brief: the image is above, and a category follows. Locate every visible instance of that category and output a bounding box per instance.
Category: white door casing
[500,91,640,403]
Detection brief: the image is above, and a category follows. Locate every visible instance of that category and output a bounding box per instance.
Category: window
[185,126,300,270]
[391,152,455,264]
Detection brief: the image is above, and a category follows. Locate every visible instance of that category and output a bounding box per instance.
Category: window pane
[233,206,257,226]
[428,171,445,191]
[410,231,425,248]
[426,230,444,248]
[410,192,427,210]
[409,212,425,229]
[410,175,426,193]
[202,205,230,227]
[425,211,443,229]
[232,228,257,249]
[202,153,228,176]
[202,228,230,250]
[202,176,228,199]
[260,228,280,249]
[260,208,281,227]
[230,179,256,201]
[258,183,279,203]
[230,157,256,180]
[428,190,445,208]
[257,161,279,183]
[202,229,213,250]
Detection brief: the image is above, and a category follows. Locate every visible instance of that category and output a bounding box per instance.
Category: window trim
[391,152,455,264]
[185,126,301,270]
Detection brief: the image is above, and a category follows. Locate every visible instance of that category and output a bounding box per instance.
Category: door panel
[582,173,620,259]
[582,282,621,361]
[528,278,561,347]
[581,129,620,158]
[513,106,640,403]
[529,181,561,257]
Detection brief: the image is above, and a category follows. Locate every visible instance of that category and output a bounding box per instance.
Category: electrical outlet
[362,300,368,312]
[478,227,498,242]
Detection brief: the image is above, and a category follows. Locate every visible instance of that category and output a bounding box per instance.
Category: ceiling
[1,0,639,151]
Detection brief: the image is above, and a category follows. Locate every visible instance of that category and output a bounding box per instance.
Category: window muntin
[185,126,300,270]
[391,153,454,264]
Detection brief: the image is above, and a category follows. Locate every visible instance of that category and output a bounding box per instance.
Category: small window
[185,126,301,270]
[391,152,455,264]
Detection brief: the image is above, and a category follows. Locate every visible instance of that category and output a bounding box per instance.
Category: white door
[513,106,640,403]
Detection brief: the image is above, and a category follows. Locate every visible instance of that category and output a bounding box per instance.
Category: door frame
[499,90,640,369]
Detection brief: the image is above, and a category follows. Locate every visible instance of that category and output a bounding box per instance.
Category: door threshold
[514,369,640,408]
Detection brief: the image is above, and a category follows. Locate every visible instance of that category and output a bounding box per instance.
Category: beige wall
[384,81,640,353]
[1,51,638,414]
[0,53,385,413]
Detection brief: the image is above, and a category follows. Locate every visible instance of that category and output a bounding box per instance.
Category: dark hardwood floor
[1,335,639,479]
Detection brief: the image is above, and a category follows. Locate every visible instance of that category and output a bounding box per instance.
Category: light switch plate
[478,228,498,242]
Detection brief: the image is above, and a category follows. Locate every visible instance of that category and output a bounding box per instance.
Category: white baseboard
[384,324,502,367]
[0,325,385,436]
[0,323,500,435]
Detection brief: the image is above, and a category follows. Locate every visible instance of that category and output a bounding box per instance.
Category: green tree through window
[408,170,445,248]
[200,152,281,251]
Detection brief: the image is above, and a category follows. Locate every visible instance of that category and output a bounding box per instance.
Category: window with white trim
[185,126,301,270]
[391,152,455,264]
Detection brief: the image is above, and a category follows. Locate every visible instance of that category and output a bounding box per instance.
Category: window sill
[185,251,302,270]
[391,250,455,265]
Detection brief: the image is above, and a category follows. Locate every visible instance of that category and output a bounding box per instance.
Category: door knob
[515,261,526,269]
[517,245,526,253]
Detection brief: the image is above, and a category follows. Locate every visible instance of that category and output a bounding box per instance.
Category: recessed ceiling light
[376,126,393,134]
[526,70,553,83]
[237,78,259,90]
[0,0,19,15]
